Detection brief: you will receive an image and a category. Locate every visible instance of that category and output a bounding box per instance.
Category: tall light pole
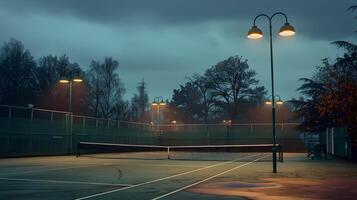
[223,120,232,145]
[59,75,83,154]
[151,96,166,128]
[247,12,295,173]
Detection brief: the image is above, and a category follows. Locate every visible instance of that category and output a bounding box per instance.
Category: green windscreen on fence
[0,105,307,157]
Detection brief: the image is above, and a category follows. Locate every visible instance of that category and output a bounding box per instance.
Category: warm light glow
[59,79,69,83]
[265,101,273,105]
[279,22,295,37]
[223,120,232,125]
[73,78,83,83]
[248,33,263,39]
[159,100,166,106]
[279,30,295,36]
[151,102,158,106]
[247,25,263,39]
[171,120,177,124]
[276,100,284,105]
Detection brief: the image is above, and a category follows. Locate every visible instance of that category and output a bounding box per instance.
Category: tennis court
[1,149,357,200]
[1,106,357,199]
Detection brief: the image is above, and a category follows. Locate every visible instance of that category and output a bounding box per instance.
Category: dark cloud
[0,0,355,99]
[0,0,356,41]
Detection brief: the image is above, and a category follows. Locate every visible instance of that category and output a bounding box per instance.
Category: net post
[167,147,170,159]
[76,142,80,157]
[279,144,284,163]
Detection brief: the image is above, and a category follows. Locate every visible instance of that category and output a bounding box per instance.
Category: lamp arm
[253,12,289,26]
[271,12,289,23]
[253,14,271,26]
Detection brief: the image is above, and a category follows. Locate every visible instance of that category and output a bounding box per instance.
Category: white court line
[0,177,133,187]
[118,163,202,168]
[0,165,100,176]
[74,154,261,200]
[151,154,268,200]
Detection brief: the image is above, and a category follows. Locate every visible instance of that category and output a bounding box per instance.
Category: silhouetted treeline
[291,5,357,143]
[0,38,149,121]
[166,56,271,124]
[0,38,297,123]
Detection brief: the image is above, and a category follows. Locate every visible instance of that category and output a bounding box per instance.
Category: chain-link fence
[0,105,156,157]
[0,105,307,157]
[158,123,305,151]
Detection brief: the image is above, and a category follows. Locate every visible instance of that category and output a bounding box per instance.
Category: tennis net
[76,142,283,162]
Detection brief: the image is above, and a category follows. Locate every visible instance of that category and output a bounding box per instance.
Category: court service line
[151,154,268,200]
[0,177,133,187]
[74,154,261,200]
[118,163,203,168]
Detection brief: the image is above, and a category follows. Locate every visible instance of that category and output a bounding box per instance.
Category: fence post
[50,112,53,124]
[331,128,335,155]
[30,108,34,154]
[7,107,12,127]
[82,117,86,134]
[70,114,73,154]
[326,128,329,154]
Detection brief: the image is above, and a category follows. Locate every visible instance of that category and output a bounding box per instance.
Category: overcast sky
[0,0,356,101]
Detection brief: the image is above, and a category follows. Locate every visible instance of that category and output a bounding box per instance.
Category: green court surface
[1,153,357,200]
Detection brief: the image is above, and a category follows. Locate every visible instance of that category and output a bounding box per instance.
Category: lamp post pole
[223,120,231,145]
[152,96,166,132]
[269,21,278,173]
[59,76,83,154]
[68,81,73,113]
[248,12,295,173]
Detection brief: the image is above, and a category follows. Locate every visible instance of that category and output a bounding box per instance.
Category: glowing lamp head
[59,78,69,83]
[279,22,295,37]
[73,77,83,83]
[247,25,263,39]
[265,100,273,105]
[159,100,166,106]
[151,101,158,106]
[276,100,284,105]
[223,120,232,125]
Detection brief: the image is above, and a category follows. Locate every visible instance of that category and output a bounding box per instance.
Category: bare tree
[86,57,125,119]
[190,74,217,123]
[0,38,37,105]
[204,56,266,122]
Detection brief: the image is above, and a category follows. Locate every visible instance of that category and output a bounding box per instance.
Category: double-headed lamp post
[59,75,83,154]
[265,95,284,105]
[223,120,232,145]
[247,12,295,173]
[151,96,166,126]
[59,76,83,113]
